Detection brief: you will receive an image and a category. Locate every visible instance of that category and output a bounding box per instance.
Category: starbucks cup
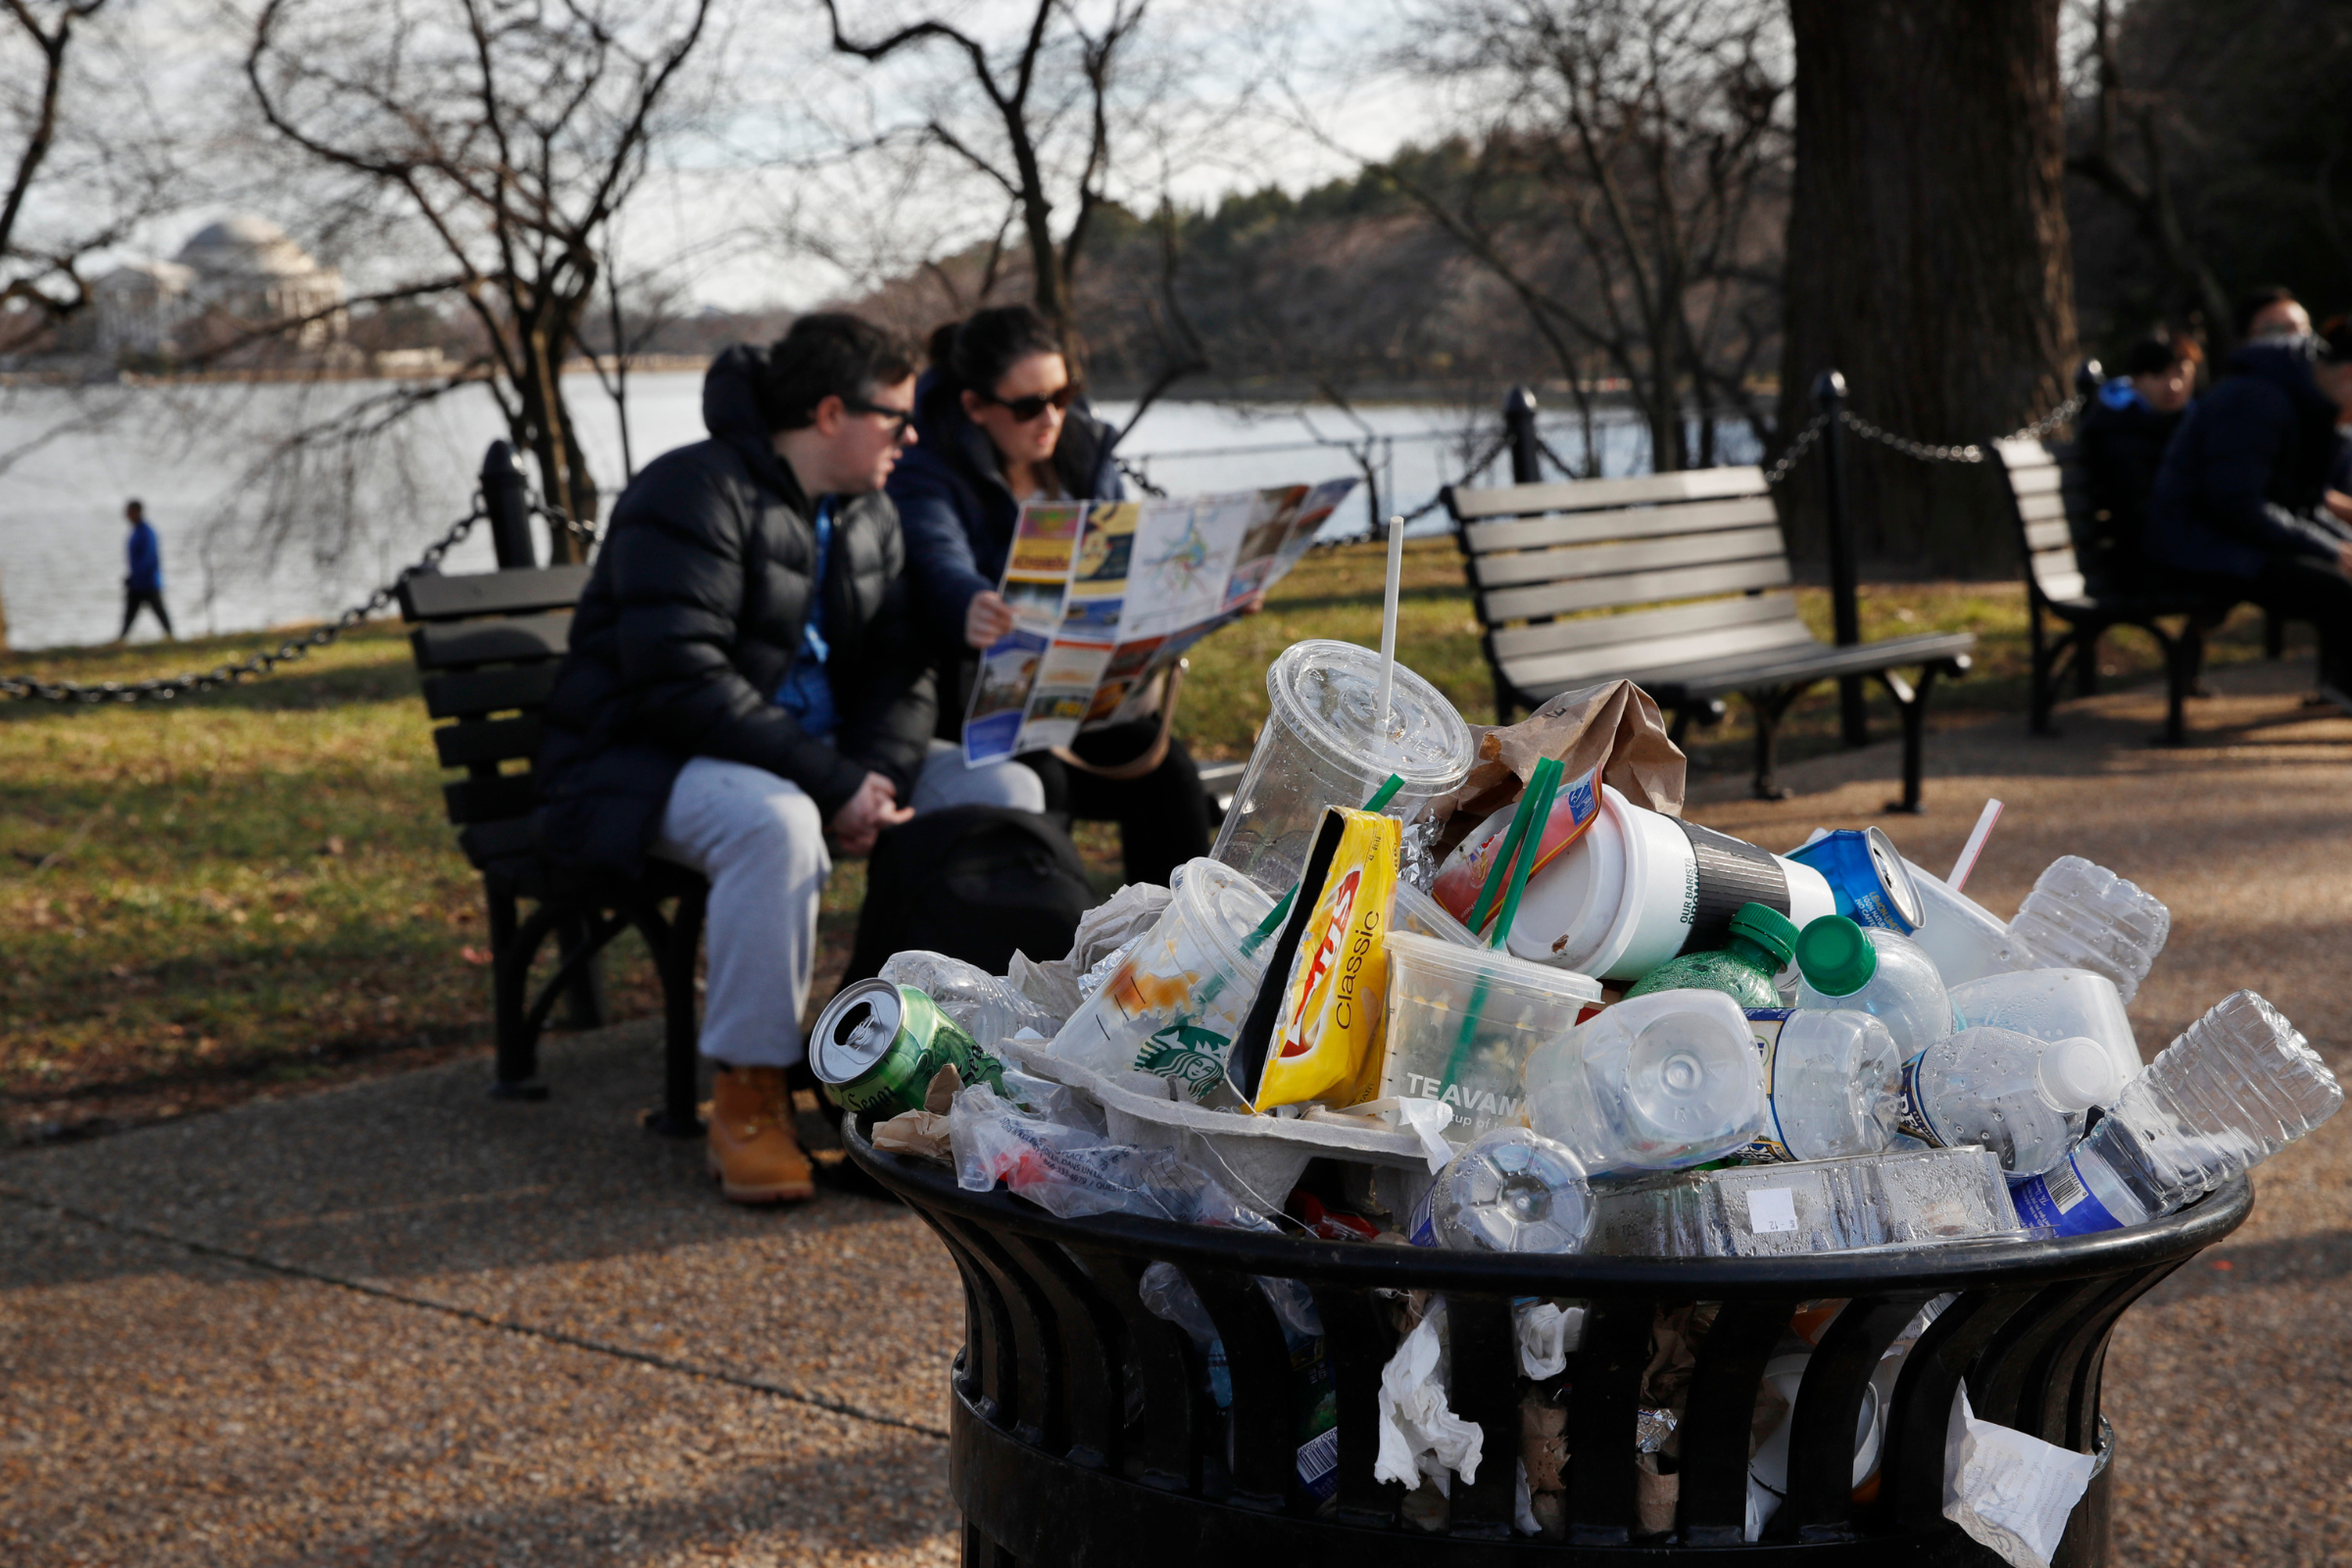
[1047,857,1275,1102]
[1211,640,1475,895]
[1506,786,1837,983]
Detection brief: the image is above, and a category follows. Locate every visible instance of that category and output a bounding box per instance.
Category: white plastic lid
[2037,1035,2124,1111]
[1170,856,1278,972]
[1265,640,1475,791]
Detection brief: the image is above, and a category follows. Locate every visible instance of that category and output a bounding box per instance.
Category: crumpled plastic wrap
[1374,1298,1484,1493]
[1006,882,1176,1023]
[1943,1385,2097,1568]
[877,951,1060,1054]
[946,1083,1259,1225]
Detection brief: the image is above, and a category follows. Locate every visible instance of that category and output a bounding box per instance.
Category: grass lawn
[0,540,2298,1145]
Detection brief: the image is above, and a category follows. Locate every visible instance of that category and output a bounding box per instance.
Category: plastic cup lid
[1795,914,1876,996]
[1264,640,1475,790]
[1730,903,1800,966]
[1172,857,1278,970]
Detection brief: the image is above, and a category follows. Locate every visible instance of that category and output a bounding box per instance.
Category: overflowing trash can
[827,639,2337,1566]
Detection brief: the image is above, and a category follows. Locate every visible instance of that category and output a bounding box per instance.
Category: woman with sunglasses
[889,304,1211,885]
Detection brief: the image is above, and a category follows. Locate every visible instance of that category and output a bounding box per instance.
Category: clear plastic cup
[1373,930,1602,1144]
[1047,857,1275,1102]
[1898,858,2029,989]
[1950,967,2141,1086]
[1210,640,1475,895]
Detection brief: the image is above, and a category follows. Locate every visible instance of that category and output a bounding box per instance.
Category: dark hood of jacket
[2218,338,2341,422]
[532,345,934,877]
[2145,337,2349,579]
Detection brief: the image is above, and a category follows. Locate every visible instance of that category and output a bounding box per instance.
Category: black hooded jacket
[535,346,935,876]
[2145,340,2349,579]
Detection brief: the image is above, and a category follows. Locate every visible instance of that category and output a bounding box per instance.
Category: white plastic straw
[1376,514,1405,735]
[1947,798,2004,892]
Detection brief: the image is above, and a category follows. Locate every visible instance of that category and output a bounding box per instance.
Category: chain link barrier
[1,502,500,705]
[1831,391,2088,469]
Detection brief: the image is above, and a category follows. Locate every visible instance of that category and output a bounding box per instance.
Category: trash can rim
[847,1121,2252,1295]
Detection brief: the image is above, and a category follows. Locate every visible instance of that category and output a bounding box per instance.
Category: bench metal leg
[486,882,550,1102]
[2266,610,2285,661]
[1745,686,1809,801]
[553,912,610,1030]
[2155,624,2198,748]
[2028,602,2061,737]
[1874,664,1944,814]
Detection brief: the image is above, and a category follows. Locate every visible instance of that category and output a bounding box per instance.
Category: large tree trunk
[1778,0,2077,575]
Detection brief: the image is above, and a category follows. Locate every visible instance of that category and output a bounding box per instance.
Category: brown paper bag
[1436,680,1687,859]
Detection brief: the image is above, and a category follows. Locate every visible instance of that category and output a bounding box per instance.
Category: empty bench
[1445,468,1975,808]
[399,564,707,1135]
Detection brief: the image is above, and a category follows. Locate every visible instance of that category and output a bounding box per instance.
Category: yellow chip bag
[1227,807,1400,1111]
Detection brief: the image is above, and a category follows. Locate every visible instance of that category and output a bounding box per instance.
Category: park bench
[1444,467,1975,808]
[1993,436,2290,747]
[398,564,707,1135]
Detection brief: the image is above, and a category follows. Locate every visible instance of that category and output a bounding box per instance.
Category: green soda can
[808,979,1007,1118]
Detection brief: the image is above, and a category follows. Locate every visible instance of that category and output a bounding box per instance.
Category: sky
[44,0,1460,314]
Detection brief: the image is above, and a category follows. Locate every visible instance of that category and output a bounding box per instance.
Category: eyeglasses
[843,398,916,441]
[979,382,1080,422]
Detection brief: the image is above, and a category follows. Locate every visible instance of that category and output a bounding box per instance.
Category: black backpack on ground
[842,806,1096,986]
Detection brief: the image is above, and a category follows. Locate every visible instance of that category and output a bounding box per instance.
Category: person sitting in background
[2145,320,2352,711]
[2236,285,2312,343]
[536,314,1042,1206]
[888,304,1210,886]
[2079,332,2200,595]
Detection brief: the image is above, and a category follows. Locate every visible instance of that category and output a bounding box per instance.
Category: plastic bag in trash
[1943,1384,2096,1568]
[947,1084,1260,1226]
[878,951,1060,1053]
[1375,1298,1484,1493]
[1007,882,1177,1023]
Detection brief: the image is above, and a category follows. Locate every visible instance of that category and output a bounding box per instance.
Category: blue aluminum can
[1786,827,1924,933]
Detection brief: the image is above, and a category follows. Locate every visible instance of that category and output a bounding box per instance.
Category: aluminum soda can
[1785,827,1924,933]
[808,980,1006,1117]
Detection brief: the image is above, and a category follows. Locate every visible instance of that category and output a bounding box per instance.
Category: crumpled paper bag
[1943,1385,2097,1568]
[1375,1298,1484,1492]
[1437,679,1687,858]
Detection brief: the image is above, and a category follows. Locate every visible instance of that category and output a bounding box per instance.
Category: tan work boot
[707,1065,815,1204]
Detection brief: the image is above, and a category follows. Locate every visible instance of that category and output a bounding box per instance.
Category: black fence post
[481,440,536,570]
[1503,385,1542,483]
[1813,370,1867,748]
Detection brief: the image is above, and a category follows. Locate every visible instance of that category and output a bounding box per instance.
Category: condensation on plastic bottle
[1524,989,1764,1174]
[1405,1126,1592,1253]
[2006,857,2171,1004]
[1790,917,1955,1058]
[877,950,1058,1053]
[2010,991,2343,1235]
[1740,1007,1904,1164]
[1898,1025,2122,1176]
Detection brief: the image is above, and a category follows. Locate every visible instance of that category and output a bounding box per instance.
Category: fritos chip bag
[1227,808,1401,1111]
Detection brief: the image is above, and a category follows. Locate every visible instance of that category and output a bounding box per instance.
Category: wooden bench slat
[2017,490,2070,525]
[411,612,571,671]
[422,663,560,720]
[434,714,544,769]
[1483,556,1792,623]
[2036,568,2087,602]
[1504,618,1821,693]
[2007,464,2065,497]
[2023,517,2071,552]
[400,564,593,623]
[1468,524,1788,590]
[1514,630,1975,704]
[1461,495,1779,555]
[444,774,539,825]
[1488,591,1800,662]
[1446,467,1765,519]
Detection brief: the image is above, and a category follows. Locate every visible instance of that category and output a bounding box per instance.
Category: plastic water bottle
[878,950,1059,1052]
[1524,989,1764,1173]
[1405,1126,1592,1253]
[1741,1008,1904,1163]
[1950,967,2140,1089]
[1791,915,1954,1056]
[1898,1025,2124,1176]
[2006,857,2170,1004]
[1624,903,1799,1011]
[2011,991,2342,1235]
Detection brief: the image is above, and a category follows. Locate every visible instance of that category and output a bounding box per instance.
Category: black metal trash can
[848,1131,2248,1567]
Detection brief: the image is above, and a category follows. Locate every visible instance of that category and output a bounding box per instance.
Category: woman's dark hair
[757,313,917,432]
[928,305,1064,400]
[2120,331,2199,379]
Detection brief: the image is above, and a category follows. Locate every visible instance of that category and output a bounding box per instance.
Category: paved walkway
[4,658,2348,1565]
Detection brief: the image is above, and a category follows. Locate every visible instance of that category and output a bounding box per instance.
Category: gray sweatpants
[651,744,1043,1069]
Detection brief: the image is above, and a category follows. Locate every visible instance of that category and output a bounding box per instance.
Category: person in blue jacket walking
[2144,324,2352,710]
[886,305,1211,885]
[118,500,173,640]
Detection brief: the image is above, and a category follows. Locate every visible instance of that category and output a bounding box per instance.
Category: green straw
[1465,765,1545,937]
[1490,757,1562,952]
[1439,757,1562,1094]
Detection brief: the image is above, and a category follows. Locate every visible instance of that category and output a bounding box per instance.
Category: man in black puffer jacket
[538,315,1043,1204]
[2145,326,2352,709]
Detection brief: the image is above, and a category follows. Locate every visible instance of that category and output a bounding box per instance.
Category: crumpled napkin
[1375,1298,1484,1492]
[1943,1384,2097,1568]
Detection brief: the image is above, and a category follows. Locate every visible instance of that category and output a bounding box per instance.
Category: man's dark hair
[2233,284,2301,340]
[2120,331,2198,379]
[757,313,916,432]
[928,305,1065,400]
[125,499,144,514]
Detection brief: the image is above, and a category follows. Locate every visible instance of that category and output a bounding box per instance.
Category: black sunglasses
[843,397,916,440]
[978,382,1080,422]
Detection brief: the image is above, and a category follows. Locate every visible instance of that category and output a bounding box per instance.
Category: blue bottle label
[1297,1424,1341,1498]
[2009,1155,2125,1236]
[1896,1051,1945,1146]
[1739,1009,1795,1162]
[1404,1183,1440,1247]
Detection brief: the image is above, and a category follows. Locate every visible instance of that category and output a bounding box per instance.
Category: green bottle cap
[1728,903,1799,967]
[1795,914,1877,996]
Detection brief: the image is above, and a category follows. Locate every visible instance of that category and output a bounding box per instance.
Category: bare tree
[245,0,714,559]
[1359,0,1789,473]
